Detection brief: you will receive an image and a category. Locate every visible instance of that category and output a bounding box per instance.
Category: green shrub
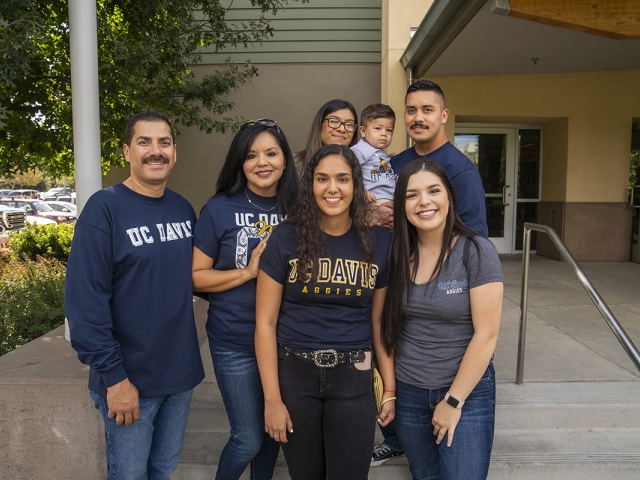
[7,222,74,262]
[0,257,66,356]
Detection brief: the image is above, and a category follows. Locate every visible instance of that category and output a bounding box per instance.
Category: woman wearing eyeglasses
[294,99,358,176]
[192,120,299,480]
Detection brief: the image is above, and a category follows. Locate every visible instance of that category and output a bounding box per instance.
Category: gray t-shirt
[395,235,503,390]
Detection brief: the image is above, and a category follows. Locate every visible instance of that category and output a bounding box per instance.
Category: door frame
[455,123,543,254]
[631,185,640,263]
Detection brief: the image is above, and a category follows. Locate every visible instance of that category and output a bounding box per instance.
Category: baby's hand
[366,190,377,203]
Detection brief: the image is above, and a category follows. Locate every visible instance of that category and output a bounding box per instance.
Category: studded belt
[279,344,370,368]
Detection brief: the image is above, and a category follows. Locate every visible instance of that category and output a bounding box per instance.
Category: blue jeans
[379,421,403,452]
[210,343,280,480]
[90,389,193,480]
[394,363,496,480]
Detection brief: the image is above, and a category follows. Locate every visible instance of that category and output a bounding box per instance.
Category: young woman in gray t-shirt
[381,159,503,480]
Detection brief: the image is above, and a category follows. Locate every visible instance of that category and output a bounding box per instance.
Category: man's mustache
[143,155,170,163]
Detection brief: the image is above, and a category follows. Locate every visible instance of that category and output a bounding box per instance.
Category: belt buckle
[313,349,338,368]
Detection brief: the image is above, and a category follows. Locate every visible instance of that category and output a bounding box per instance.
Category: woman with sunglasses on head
[381,159,503,480]
[192,119,298,480]
[294,99,358,176]
[255,144,395,479]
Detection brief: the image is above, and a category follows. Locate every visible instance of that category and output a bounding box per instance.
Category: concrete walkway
[495,255,640,383]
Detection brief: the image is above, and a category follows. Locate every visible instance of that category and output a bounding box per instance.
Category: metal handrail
[516,222,640,385]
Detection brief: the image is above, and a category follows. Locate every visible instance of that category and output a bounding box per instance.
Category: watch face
[446,394,460,408]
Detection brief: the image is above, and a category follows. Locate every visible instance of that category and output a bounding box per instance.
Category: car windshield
[32,201,54,213]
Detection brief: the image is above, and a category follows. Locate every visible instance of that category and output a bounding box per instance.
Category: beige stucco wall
[542,118,569,202]
[429,69,640,203]
[104,63,381,210]
[381,0,433,155]
[421,69,638,260]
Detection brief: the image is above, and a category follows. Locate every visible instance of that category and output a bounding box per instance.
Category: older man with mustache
[369,80,488,468]
[65,111,204,480]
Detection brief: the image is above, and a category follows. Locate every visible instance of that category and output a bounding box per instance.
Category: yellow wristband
[380,396,396,407]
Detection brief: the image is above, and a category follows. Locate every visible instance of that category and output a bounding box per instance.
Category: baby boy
[350,104,396,210]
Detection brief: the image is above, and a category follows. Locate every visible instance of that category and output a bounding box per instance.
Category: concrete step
[176,428,640,479]
[187,381,640,432]
[495,381,640,430]
[178,345,640,479]
[490,429,640,479]
[487,381,640,479]
[174,428,412,479]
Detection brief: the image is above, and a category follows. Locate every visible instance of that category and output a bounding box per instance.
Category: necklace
[128,177,136,193]
[245,187,277,212]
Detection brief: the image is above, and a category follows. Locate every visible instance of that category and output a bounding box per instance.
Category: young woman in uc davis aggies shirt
[255,144,395,480]
[192,120,298,480]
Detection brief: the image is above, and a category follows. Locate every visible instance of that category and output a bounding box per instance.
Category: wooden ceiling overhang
[505,0,640,40]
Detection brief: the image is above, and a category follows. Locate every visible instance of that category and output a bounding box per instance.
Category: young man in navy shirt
[370,81,488,466]
[65,111,204,479]
[370,80,487,237]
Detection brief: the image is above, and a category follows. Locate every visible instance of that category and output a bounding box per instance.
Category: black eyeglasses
[323,117,357,133]
[239,118,280,132]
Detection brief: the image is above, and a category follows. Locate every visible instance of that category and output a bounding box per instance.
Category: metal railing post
[516,223,640,384]
[515,228,532,385]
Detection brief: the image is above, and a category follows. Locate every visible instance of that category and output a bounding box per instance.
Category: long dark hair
[295,99,358,174]
[214,123,298,215]
[381,159,480,355]
[287,144,371,283]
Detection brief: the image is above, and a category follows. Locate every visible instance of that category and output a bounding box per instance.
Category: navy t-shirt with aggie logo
[194,189,285,353]
[259,223,391,351]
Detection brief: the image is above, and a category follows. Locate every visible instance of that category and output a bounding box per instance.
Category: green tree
[0,0,298,178]
[0,168,45,189]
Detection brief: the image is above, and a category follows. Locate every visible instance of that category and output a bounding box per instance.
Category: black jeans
[277,345,376,480]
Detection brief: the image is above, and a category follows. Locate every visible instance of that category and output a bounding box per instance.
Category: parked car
[39,187,73,200]
[0,189,13,197]
[25,216,57,225]
[7,189,40,198]
[0,204,27,232]
[0,199,76,224]
[45,200,77,214]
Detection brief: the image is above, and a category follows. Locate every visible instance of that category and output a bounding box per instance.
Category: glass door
[454,128,516,253]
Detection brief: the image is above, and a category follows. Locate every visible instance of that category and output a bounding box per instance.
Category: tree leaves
[0,0,297,177]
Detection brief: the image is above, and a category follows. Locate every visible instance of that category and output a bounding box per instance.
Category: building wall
[541,117,569,203]
[198,0,382,64]
[104,1,384,208]
[428,69,640,260]
[103,63,381,211]
[381,0,433,154]
[433,69,640,203]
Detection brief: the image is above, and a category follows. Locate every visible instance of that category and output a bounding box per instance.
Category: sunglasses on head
[239,118,281,132]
